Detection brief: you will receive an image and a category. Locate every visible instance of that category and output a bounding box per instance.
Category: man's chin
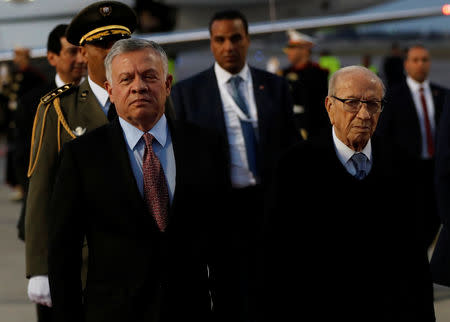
[348,133,371,149]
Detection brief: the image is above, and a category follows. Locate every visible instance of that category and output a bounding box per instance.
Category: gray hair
[328,65,385,98]
[104,38,169,83]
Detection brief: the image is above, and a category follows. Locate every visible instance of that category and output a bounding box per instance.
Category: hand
[27,275,52,307]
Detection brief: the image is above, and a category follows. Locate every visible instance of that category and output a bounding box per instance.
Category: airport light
[442,4,450,15]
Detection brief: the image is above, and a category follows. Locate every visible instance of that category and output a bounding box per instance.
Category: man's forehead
[336,74,381,92]
[211,19,245,33]
[112,52,163,73]
[407,47,429,58]
[114,49,158,61]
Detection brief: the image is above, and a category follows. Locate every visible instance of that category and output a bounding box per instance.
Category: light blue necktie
[350,153,368,180]
[228,76,259,179]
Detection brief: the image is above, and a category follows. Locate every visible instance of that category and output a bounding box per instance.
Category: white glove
[27,275,52,307]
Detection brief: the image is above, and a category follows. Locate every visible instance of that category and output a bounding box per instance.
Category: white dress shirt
[406,76,436,159]
[332,127,373,176]
[214,62,258,188]
[88,76,111,116]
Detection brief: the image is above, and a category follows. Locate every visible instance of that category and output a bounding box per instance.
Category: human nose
[356,103,372,119]
[131,76,147,93]
[223,39,234,51]
[76,48,86,65]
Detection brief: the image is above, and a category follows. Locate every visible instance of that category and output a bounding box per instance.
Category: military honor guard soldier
[281,29,329,140]
[24,0,138,312]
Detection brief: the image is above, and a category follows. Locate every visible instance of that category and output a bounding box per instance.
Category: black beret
[66,1,137,46]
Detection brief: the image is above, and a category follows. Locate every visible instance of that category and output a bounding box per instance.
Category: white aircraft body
[0,0,448,62]
[0,0,391,54]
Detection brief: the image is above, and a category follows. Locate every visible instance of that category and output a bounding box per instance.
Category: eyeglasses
[331,96,384,114]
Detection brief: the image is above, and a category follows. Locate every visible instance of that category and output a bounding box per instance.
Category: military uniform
[25,80,110,278]
[25,1,138,285]
[5,65,46,188]
[282,61,329,139]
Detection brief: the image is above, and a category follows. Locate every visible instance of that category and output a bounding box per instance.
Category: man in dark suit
[376,44,447,249]
[48,38,234,322]
[262,66,435,322]
[13,23,86,322]
[170,10,298,322]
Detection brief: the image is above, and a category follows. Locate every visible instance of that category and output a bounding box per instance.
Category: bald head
[328,65,385,98]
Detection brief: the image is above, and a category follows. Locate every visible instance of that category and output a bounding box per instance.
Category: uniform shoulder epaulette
[28,83,77,178]
[40,83,75,104]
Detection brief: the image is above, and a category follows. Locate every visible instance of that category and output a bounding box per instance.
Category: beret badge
[100,5,112,17]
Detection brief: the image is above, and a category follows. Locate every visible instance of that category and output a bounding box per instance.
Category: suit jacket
[376,80,447,160]
[48,118,234,322]
[262,131,435,322]
[171,66,299,187]
[430,93,450,286]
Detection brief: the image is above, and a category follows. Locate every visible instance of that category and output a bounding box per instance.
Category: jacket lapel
[403,82,423,134]
[250,68,270,159]
[205,68,228,141]
[431,83,444,124]
[106,119,150,222]
[166,118,183,224]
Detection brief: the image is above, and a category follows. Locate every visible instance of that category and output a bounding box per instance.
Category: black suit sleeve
[48,143,85,322]
[436,94,450,227]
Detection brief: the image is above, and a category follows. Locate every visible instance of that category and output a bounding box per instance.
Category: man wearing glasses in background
[262,66,435,322]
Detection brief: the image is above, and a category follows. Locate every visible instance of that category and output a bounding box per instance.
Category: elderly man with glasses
[261,65,435,322]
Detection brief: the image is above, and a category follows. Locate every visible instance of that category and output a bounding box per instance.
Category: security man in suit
[14,23,86,322]
[171,10,298,322]
[24,0,138,311]
[376,44,447,250]
[280,29,329,140]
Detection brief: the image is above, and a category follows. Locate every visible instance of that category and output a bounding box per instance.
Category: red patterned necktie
[142,132,169,232]
[419,87,434,157]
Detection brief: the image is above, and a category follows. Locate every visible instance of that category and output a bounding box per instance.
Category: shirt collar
[214,62,250,85]
[55,74,85,87]
[119,114,168,150]
[88,76,109,107]
[332,126,372,163]
[406,75,430,91]
[55,73,65,88]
